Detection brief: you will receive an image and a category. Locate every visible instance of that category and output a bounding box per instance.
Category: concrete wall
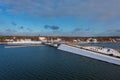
[58,44,120,66]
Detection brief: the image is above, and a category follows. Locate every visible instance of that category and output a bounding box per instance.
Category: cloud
[85,28,90,31]
[20,26,24,29]
[106,29,120,36]
[50,26,59,30]
[27,28,33,32]
[5,29,11,32]
[0,8,2,13]
[44,25,49,29]
[0,0,120,21]
[73,27,91,33]
[73,28,82,32]
[96,28,120,36]
[0,31,39,36]
[44,25,60,31]
[0,29,18,36]
[5,29,17,32]
[39,31,92,37]
[0,28,38,36]
[11,22,17,26]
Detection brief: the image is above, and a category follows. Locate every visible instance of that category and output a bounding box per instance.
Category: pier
[58,44,120,66]
[5,44,44,48]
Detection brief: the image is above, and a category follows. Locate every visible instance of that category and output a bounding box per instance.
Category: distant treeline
[57,36,120,42]
[0,36,40,42]
[0,36,120,42]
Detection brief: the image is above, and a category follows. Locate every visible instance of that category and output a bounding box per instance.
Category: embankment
[58,44,120,66]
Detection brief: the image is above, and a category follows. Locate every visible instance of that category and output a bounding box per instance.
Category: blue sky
[0,0,120,36]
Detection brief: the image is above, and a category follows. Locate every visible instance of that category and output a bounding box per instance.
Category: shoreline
[0,41,120,44]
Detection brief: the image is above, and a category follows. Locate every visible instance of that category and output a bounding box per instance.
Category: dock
[5,44,45,48]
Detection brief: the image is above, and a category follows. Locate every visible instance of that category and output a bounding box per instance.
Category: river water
[0,44,120,80]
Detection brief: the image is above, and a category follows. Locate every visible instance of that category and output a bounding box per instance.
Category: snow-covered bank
[58,44,120,66]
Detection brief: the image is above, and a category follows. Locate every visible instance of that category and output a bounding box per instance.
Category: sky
[0,0,120,36]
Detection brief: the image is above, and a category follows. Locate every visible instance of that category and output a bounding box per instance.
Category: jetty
[57,44,120,66]
[5,45,28,48]
[5,44,45,48]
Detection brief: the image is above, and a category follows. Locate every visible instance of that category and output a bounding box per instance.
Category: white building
[5,39,14,42]
[38,37,47,42]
